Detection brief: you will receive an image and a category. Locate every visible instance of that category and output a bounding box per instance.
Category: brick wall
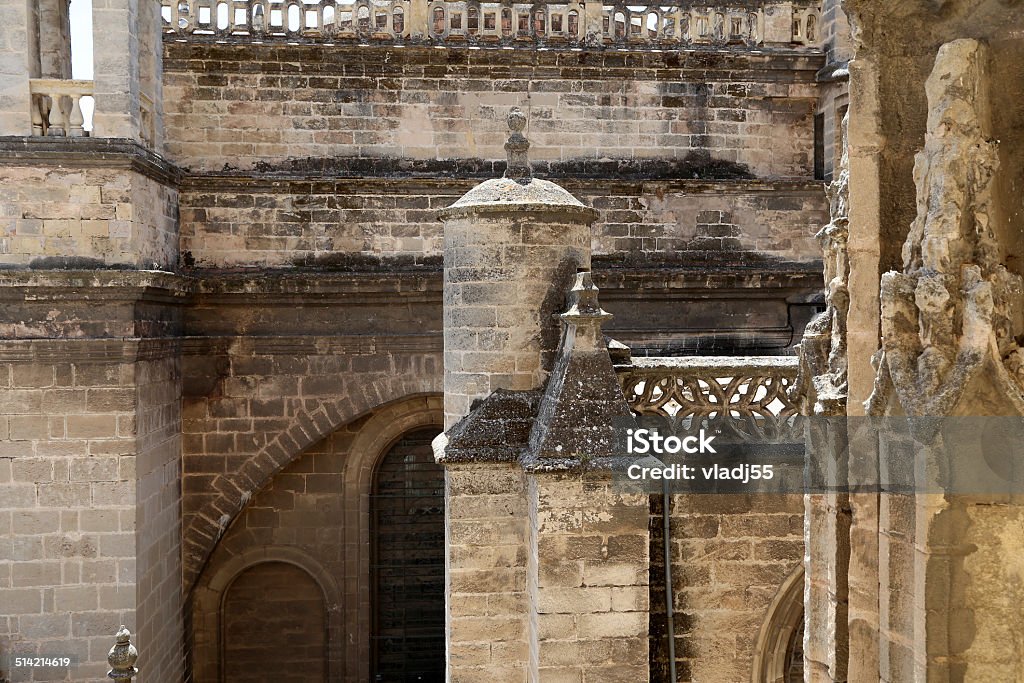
[0,167,178,270]
[650,494,804,681]
[162,44,821,178]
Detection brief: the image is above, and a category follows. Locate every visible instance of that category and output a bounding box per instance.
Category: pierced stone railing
[160,0,822,48]
[617,355,799,439]
[29,79,94,137]
[618,356,798,418]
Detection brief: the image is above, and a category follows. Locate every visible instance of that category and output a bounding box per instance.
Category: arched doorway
[370,427,446,681]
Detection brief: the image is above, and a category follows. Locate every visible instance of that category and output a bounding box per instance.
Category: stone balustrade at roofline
[161,0,822,49]
[28,79,94,138]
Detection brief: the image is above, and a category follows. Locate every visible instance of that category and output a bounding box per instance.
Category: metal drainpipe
[663,478,677,682]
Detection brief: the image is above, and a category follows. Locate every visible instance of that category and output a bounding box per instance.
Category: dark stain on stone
[289,253,443,272]
[21,256,138,271]
[199,153,755,181]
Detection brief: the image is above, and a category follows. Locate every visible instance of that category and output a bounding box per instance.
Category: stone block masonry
[187,397,442,681]
[445,463,531,682]
[162,44,822,178]
[0,345,183,683]
[650,493,804,681]
[0,157,179,270]
[528,474,650,682]
[177,177,827,268]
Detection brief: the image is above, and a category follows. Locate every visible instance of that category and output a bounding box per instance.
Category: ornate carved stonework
[791,113,850,417]
[867,38,1024,417]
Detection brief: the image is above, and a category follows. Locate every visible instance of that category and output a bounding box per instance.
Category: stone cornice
[0,333,444,362]
[0,270,194,303]
[0,265,821,300]
[181,333,443,356]
[0,137,182,187]
[191,269,442,305]
[165,41,825,76]
[179,173,826,194]
[0,137,828,187]
[0,337,182,362]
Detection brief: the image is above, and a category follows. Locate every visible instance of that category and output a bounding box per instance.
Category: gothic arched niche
[222,561,328,682]
[751,565,805,683]
[370,427,446,682]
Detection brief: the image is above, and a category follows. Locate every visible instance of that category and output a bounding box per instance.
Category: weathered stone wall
[442,211,590,427]
[36,0,71,80]
[445,462,530,682]
[821,0,853,69]
[177,178,827,268]
[0,353,142,680]
[650,493,804,681]
[0,166,178,270]
[221,562,328,683]
[180,340,442,588]
[162,44,822,178]
[133,355,184,683]
[528,474,650,681]
[91,0,159,142]
[813,5,1024,680]
[0,2,36,135]
[815,0,851,183]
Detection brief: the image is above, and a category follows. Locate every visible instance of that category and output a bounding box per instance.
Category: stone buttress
[434,109,649,682]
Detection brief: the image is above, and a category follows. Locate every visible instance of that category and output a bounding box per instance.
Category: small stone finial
[561,271,613,324]
[107,625,138,681]
[503,107,532,181]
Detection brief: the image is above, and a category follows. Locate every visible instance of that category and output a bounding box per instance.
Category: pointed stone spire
[107,625,138,681]
[525,271,635,469]
[503,106,532,180]
[560,270,613,339]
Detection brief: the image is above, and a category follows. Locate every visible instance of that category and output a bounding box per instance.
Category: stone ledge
[181,333,442,356]
[0,137,182,188]
[177,160,827,185]
[0,269,194,302]
[0,337,181,362]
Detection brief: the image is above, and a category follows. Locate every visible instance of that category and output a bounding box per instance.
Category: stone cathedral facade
[1,0,1023,681]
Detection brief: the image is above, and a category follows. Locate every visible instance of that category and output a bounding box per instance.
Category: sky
[69,0,93,79]
[69,0,94,128]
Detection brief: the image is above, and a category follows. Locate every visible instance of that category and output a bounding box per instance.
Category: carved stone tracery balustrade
[617,355,799,440]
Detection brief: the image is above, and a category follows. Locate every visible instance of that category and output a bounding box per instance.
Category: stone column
[0,0,38,135]
[90,0,136,138]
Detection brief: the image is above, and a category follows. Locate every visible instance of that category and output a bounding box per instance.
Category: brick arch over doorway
[187,395,444,682]
[182,372,443,590]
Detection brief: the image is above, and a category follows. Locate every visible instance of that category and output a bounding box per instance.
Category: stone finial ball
[508,107,527,133]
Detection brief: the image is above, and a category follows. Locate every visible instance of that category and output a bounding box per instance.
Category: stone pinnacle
[504,107,532,181]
